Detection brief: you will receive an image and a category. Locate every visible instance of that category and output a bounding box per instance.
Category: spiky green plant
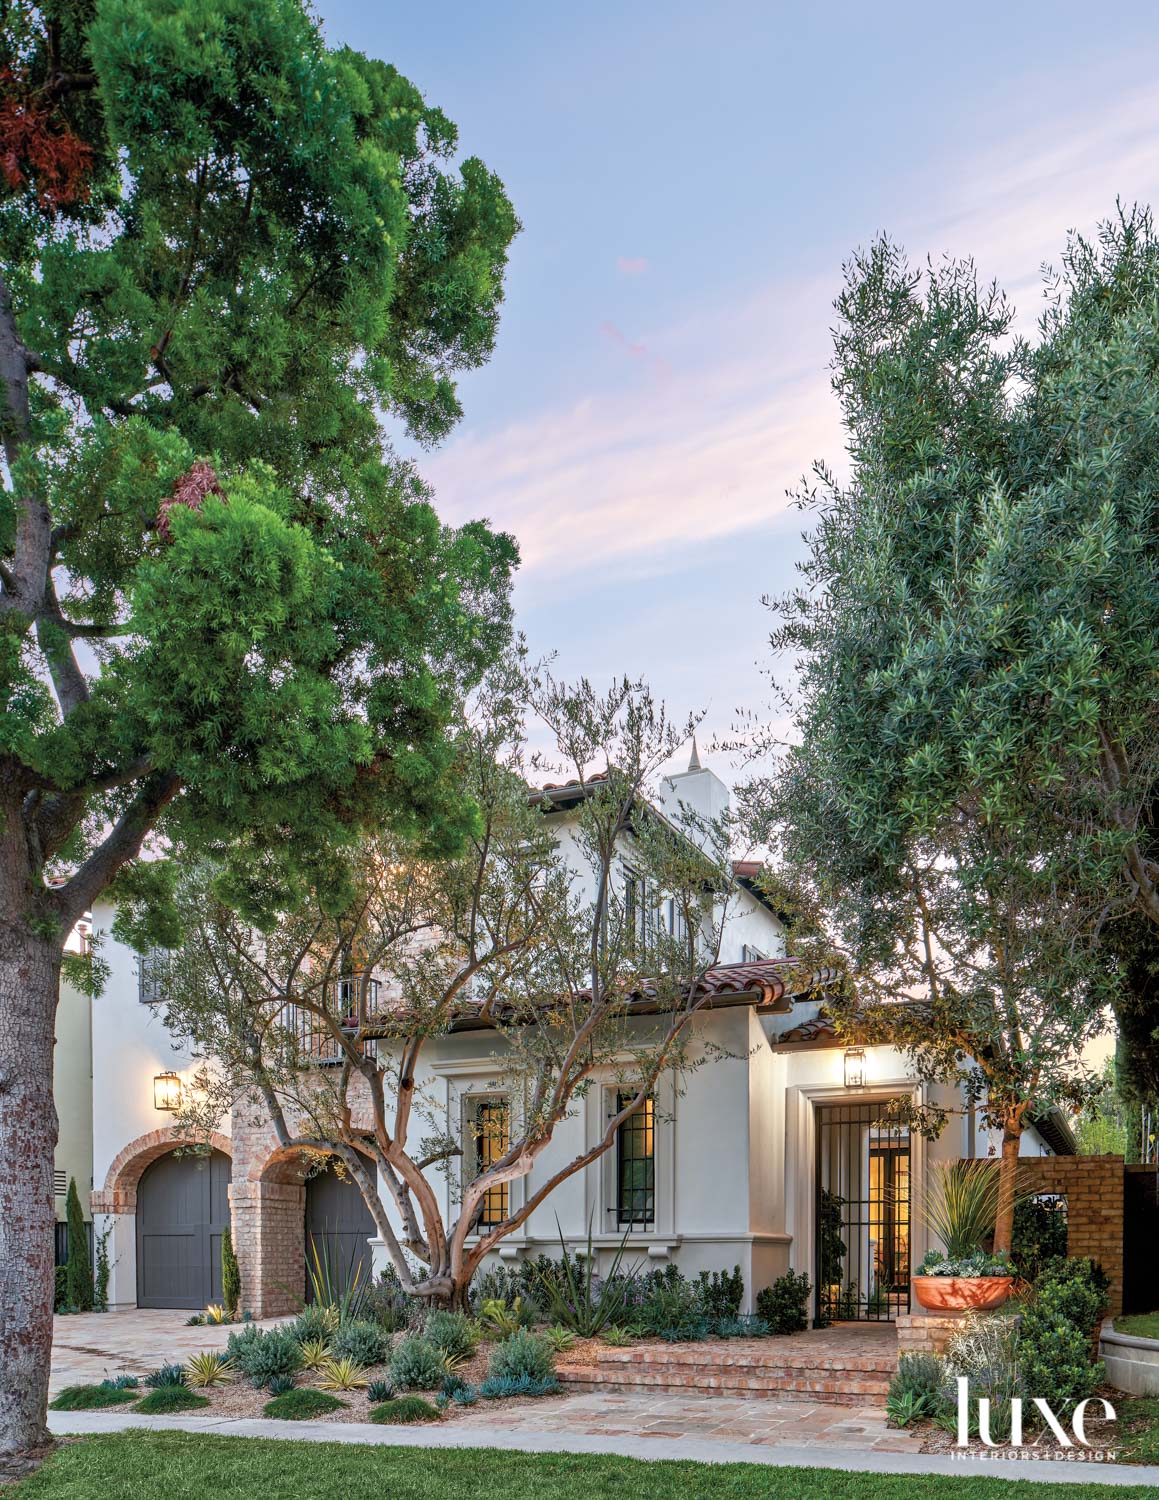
[543,1325,576,1353]
[922,1160,1011,1259]
[184,1352,236,1388]
[305,1234,367,1323]
[297,1337,332,1371]
[316,1357,369,1391]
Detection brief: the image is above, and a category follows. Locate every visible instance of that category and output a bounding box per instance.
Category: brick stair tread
[585,1353,895,1373]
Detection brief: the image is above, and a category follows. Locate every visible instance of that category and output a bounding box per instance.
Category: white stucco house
[58,747,1073,1322]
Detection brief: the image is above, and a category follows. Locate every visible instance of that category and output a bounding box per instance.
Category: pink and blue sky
[318,0,1159,781]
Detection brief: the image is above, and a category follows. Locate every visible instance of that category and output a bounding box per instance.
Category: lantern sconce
[843,1047,866,1089]
[153,1071,182,1112]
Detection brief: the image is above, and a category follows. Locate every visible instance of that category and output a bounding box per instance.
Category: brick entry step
[557,1327,897,1406]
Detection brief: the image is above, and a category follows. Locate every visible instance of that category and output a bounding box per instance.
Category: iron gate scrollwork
[815,1100,910,1323]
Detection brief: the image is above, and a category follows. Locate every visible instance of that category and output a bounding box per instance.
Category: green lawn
[9,1433,1158,1500]
[1115,1312,1159,1340]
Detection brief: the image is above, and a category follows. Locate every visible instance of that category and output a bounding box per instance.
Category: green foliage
[1020,1293,1102,1413]
[886,1353,946,1427]
[221,1225,241,1319]
[941,1314,1021,1443]
[296,1338,332,1372]
[477,1297,525,1338]
[134,1387,210,1414]
[93,1223,113,1313]
[421,1309,477,1363]
[388,1336,447,1391]
[600,1325,635,1347]
[1011,1197,1070,1283]
[817,1191,846,1291]
[144,1364,186,1390]
[755,1271,811,1334]
[266,1374,295,1397]
[542,1326,576,1353]
[102,1375,139,1391]
[226,1325,302,1387]
[486,1330,555,1386]
[328,1319,392,1367]
[263,1388,346,1421]
[53,1266,68,1313]
[184,1352,235,1388]
[634,1279,708,1342]
[696,1265,744,1321]
[478,1372,561,1399]
[366,1378,395,1404]
[1034,1258,1109,1330]
[49,1384,136,1411]
[317,1357,369,1391]
[713,1316,770,1339]
[922,1161,1003,1260]
[288,1306,338,1344]
[64,1179,93,1313]
[917,1249,1014,1277]
[369,1395,441,1424]
[533,1220,635,1336]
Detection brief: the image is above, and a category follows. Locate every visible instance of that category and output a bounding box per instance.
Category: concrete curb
[47,1411,1159,1487]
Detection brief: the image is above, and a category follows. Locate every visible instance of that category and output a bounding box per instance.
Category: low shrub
[477,1296,526,1338]
[487,1329,555,1385]
[697,1266,744,1320]
[369,1395,441,1424]
[756,1271,811,1334]
[388,1335,447,1390]
[451,1382,479,1406]
[49,1384,137,1411]
[289,1306,338,1344]
[886,1353,946,1427]
[143,1363,187,1390]
[367,1378,395,1404]
[601,1324,634,1346]
[1021,1286,1102,1414]
[53,1266,68,1313]
[263,1388,346,1421]
[423,1309,477,1363]
[134,1387,210,1414]
[635,1278,706,1341]
[478,1372,561,1399]
[267,1374,296,1396]
[941,1313,1021,1442]
[363,1267,424,1333]
[226,1324,303,1388]
[714,1315,770,1339]
[440,1371,470,1399]
[1035,1258,1109,1331]
[329,1319,392,1367]
[102,1375,139,1391]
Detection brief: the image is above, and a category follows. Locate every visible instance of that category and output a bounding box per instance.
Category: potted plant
[912,1161,1016,1312]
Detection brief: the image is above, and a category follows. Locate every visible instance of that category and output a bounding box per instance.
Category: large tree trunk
[992,1125,1022,1256]
[0,830,61,1457]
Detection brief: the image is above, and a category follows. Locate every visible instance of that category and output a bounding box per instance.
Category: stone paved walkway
[50,1309,287,1392]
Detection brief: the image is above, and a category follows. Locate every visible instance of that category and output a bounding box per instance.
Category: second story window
[467,1095,510,1230]
[741,944,767,964]
[138,948,170,1006]
[616,1093,655,1228]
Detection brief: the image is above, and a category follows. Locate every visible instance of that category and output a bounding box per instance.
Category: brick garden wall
[1014,1154,1124,1316]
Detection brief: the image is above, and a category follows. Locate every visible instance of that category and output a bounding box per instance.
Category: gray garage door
[136,1148,231,1309]
[304,1165,376,1302]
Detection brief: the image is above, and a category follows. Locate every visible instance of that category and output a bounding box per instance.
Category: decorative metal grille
[616,1093,655,1227]
[138,948,169,1006]
[471,1097,510,1229]
[815,1099,910,1322]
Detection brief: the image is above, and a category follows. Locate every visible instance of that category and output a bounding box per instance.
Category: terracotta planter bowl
[912,1275,1015,1312]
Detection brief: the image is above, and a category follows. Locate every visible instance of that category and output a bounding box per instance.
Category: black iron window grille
[470,1097,510,1229]
[616,1093,655,1227]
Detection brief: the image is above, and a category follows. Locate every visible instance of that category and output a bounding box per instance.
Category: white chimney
[657,738,730,839]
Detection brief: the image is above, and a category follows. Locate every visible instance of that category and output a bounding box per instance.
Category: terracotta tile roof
[776,1014,841,1047]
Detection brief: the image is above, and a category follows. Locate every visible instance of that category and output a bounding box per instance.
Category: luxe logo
[955,1376,1116,1448]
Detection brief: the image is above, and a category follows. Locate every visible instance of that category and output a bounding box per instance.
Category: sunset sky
[318,0,1159,782]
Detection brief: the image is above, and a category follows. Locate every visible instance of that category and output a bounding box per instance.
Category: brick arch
[90,1128,232,1214]
[251,1143,314,1186]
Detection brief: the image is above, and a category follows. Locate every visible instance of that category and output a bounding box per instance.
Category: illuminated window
[616,1094,655,1227]
[468,1097,509,1230]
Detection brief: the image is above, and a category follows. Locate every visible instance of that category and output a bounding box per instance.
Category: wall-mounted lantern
[153,1071,182,1112]
[843,1047,866,1089]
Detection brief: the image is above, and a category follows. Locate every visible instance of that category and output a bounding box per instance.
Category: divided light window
[616,1093,655,1228]
[138,948,169,1006]
[469,1096,510,1230]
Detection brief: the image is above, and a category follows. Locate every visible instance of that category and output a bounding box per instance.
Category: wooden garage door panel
[137,1149,231,1309]
[304,1166,375,1302]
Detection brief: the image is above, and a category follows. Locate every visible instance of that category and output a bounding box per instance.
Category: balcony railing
[279,975,381,1067]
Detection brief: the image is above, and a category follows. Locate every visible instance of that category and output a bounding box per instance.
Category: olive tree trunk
[992,1126,1023,1256]
[0,815,61,1456]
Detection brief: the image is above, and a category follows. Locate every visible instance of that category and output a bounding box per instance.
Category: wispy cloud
[429,84,1159,601]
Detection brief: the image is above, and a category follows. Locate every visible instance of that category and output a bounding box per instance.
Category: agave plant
[317,1357,369,1392]
[184,1352,236,1388]
[203,1303,230,1325]
[533,1216,638,1337]
[600,1324,635,1347]
[305,1234,367,1323]
[543,1326,576,1353]
[297,1337,332,1371]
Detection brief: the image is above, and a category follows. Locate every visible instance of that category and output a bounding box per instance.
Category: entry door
[304,1165,376,1301]
[136,1149,231,1309]
[815,1100,910,1322]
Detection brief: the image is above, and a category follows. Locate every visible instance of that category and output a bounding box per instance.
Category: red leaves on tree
[158,462,227,540]
[0,67,93,210]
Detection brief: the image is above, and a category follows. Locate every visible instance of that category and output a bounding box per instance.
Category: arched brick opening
[90,1127,233,1215]
[229,1144,313,1317]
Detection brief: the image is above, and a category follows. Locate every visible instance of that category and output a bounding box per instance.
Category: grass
[46,1386,136,1412]
[368,1396,441,1424]
[262,1389,347,1421]
[11,1432,1159,1499]
[133,1388,211,1415]
[1116,1311,1159,1340]
[1116,1397,1159,1465]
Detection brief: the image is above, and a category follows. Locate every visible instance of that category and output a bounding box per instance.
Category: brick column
[229,1178,305,1317]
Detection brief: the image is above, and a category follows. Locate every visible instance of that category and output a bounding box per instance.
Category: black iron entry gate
[815,1100,910,1323]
